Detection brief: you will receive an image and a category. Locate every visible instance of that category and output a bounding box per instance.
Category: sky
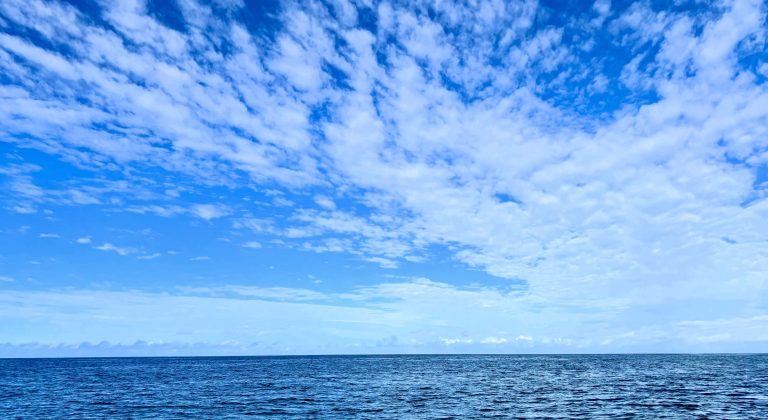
[0,0,767,357]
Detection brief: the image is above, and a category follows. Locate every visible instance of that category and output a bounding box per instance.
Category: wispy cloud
[137,252,161,260]
[126,203,230,220]
[94,243,134,256]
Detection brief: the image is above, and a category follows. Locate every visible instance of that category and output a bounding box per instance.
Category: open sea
[1,354,767,418]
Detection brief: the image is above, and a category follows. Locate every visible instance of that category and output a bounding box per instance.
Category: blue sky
[0,0,767,356]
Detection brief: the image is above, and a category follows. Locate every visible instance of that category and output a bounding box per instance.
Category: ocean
[1,354,767,418]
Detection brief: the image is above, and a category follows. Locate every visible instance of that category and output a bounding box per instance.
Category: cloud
[137,252,161,260]
[38,233,59,238]
[2,276,768,354]
[675,316,768,343]
[190,285,329,302]
[127,203,231,220]
[314,195,336,210]
[242,241,262,249]
[94,243,134,256]
[0,280,543,353]
[191,204,230,220]
[11,205,36,214]
[0,341,266,358]
[75,237,91,244]
[0,0,766,352]
[189,256,210,261]
[364,256,398,269]
[440,338,474,345]
[481,336,508,345]
[0,276,15,282]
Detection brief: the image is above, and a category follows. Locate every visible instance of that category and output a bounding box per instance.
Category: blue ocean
[2,354,767,418]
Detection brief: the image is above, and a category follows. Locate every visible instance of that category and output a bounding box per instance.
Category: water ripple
[1,354,767,418]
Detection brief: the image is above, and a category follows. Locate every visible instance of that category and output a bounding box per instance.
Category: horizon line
[3,352,767,360]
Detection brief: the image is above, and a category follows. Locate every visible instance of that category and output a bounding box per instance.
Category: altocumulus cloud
[0,0,767,354]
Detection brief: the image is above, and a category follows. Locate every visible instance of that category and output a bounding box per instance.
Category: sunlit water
[2,354,767,418]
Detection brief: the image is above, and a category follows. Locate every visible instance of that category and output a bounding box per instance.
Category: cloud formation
[0,0,767,353]
[1,279,766,356]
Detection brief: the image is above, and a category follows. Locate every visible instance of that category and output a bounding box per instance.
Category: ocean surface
[1,354,767,418]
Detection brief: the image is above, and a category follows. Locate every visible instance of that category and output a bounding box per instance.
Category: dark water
[1,354,767,418]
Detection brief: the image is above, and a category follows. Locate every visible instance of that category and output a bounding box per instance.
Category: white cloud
[0,0,766,352]
[38,233,59,238]
[313,195,335,210]
[481,336,508,344]
[190,256,210,261]
[94,243,134,256]
[272,196,294,207]
[242,241,262,249]
[76,236,91,244]
[0,276,767,353]
[0,276,15,282]
[191,204,230,220]
[593,0,611,16]
[127,204,230,220]
[364,256,398,269]
[440,338,474,345]
[12,205,36,214]
[137,252,161,260]
[125,205,186,218]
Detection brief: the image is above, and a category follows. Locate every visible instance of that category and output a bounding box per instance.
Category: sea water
[2,354,767,418]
